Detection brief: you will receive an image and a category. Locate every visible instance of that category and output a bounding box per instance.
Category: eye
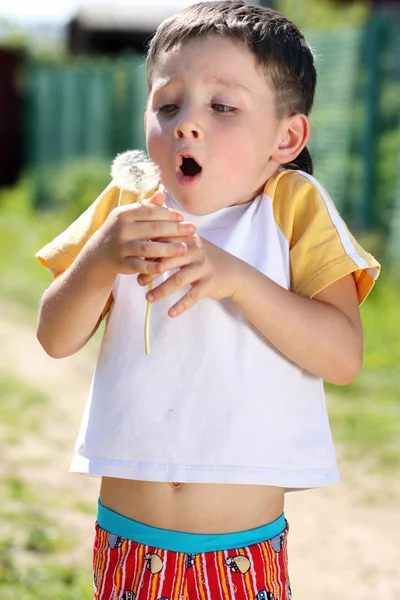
[159,104,179,114]
[212,103,237,114]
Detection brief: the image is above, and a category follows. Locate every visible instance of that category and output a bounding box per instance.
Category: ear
[271,114,310,165]
[143,111,147,132]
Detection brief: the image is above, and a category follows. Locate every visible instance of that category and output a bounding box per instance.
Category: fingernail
[176,213,184,221]
[184,224,195,234]
[138,276,143,285]
[146,292,154,302]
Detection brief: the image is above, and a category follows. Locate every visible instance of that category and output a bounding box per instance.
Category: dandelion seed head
[111,150,160,194]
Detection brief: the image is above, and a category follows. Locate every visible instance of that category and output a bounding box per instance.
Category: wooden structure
[0,48,22,187]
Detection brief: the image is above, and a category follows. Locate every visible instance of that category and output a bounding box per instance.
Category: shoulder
[262,169,332,244]
[262,171,380,304]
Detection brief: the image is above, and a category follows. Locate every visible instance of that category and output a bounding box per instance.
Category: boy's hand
[137,235,243,317]
[91,191,196,276]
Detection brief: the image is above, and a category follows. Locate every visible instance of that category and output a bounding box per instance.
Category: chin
[180,201,213,216]
[172,192,213,216]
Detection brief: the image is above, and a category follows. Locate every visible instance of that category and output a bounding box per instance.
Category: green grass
[326,274,400,471]
[0,178,70,310]
[0,163,110,312]
[0,560,90,600]
[0,521,91,600]
[0,374,48,434]
[0,176,105,596]
[0,375,92,599]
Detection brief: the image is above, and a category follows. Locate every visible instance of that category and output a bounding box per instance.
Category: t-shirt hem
[295,252,380,304]
[70,455,340,488]
[35,248,76,276]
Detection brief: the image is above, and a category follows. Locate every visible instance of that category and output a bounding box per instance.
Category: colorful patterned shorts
[93,501,291,600]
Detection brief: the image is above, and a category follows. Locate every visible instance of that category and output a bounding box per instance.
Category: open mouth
[179,156,202,178]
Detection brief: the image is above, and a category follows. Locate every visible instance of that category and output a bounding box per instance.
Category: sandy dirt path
[1,303,399,599]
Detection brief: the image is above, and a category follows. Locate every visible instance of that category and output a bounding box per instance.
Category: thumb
[146,190,166,207]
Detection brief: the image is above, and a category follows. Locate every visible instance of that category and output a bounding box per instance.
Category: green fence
[376,18,400,264]
[307,26,363,218]
[24,18,400,255]
[25,55,148,165]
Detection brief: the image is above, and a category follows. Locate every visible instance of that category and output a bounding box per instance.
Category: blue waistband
[97,499,286,554]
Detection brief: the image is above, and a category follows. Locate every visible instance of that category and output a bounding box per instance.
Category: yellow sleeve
[35,181,157,318]
[266,169,381,305]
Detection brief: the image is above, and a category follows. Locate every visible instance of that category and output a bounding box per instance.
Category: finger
[138,271,165,287]
[152,235,197,245]
[137,248,194,286]
[128,220,196,240]
[168,281,209,317]
[121,257,164,275]
[125,239,187,259]
[145,264,202,303]
[145,190,166,207]
[138,273,154,287]
[118,201,184,223]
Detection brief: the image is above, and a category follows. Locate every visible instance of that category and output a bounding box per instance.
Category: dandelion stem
[112,149,160,356]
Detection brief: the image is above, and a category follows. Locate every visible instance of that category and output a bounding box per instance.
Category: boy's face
[145,36,285,215]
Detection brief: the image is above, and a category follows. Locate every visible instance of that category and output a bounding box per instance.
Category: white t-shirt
[36,169,380,489]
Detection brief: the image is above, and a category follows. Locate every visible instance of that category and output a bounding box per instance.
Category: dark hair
[146,0,316,175]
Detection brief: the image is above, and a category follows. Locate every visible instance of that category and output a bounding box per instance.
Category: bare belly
[100,477,284,534]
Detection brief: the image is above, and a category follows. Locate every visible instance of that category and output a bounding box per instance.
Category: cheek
[216,130,257,173]
[146,120,169,161]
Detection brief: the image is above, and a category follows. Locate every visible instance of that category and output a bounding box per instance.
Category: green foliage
[1,30,29,51]
[278,0,369,30]
[0,160,110,309]
[0,177,69,309]
[33,159,112,220]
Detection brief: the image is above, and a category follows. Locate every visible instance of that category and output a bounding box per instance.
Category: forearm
[232,262,363,385]
[37,235,116,358]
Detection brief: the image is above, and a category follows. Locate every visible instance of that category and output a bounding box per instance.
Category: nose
[174,108,203,140]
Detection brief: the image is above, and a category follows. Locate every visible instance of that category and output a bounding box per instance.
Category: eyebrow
[152,75,251,95]
[208,76,251,94]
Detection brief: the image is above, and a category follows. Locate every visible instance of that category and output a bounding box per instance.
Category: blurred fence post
[359,16,386,231]
[114,55,147,154]
[387,151,400,267]
[386,18,400,269]
[307,26,363,219]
